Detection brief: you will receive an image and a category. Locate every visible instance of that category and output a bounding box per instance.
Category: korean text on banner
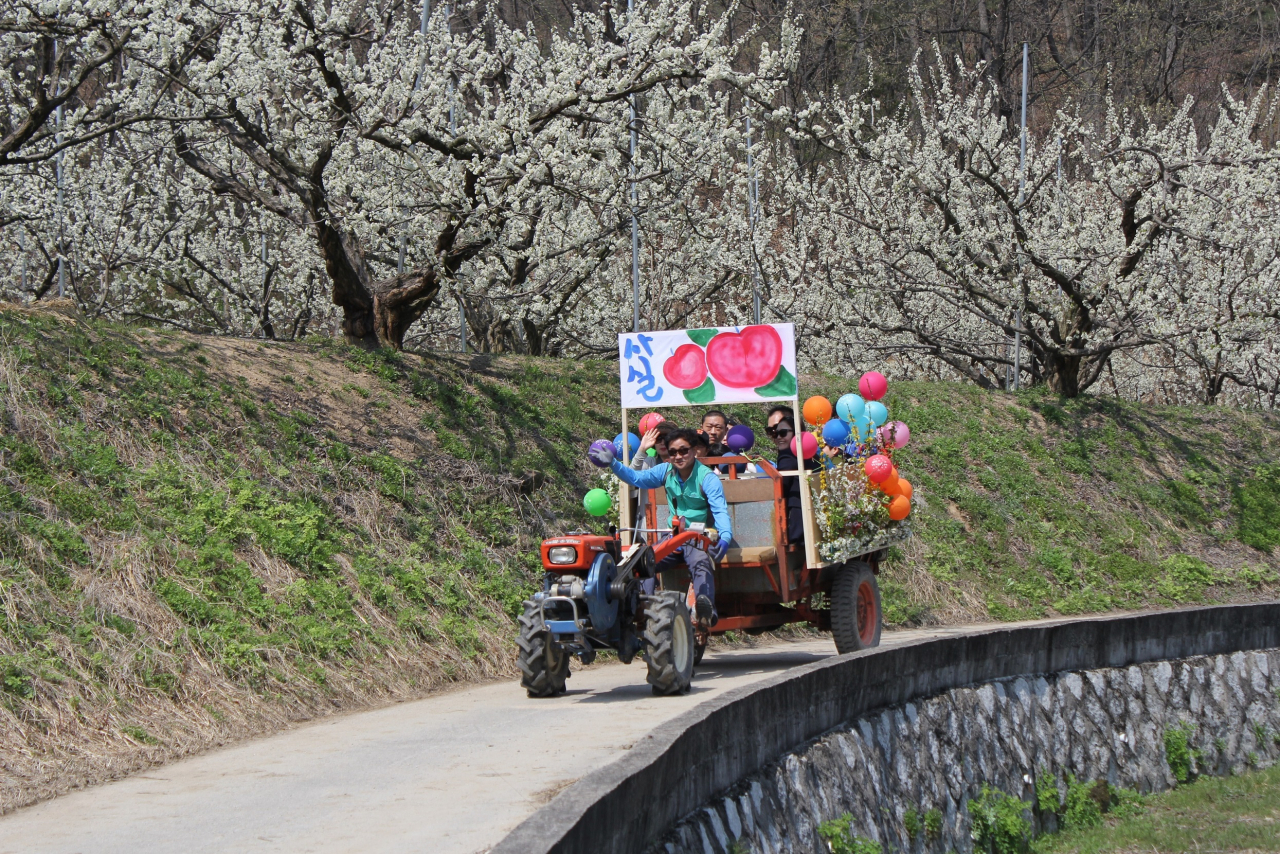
[618,324,798,408]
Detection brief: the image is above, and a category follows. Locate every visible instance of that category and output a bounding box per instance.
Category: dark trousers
[643,543,716,613]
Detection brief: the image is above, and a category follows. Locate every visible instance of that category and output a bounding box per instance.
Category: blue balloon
[853,414,876,443]
[865,401,889,427]
[836,393,866,422]
[822,418,851,447]
[614,431,641,459]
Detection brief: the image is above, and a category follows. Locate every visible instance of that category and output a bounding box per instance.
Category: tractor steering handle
[649,529,712,563]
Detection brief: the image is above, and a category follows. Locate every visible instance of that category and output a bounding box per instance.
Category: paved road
[0,627,991,854]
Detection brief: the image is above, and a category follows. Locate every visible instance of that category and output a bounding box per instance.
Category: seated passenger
[766,407,819,549]
[632,422,674,470]
[590,428,733,625]
[700,410,730,458]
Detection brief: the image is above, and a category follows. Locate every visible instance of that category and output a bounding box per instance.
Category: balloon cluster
[801,371,914,521]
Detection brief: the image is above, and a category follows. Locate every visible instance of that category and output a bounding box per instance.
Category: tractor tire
[517,599,569,697]
[643,592,695,695]
[831,562,882,654]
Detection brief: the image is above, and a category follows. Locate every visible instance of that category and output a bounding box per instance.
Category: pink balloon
[879,421,911,449]
[791,432,819,459]
[858,371,888,401]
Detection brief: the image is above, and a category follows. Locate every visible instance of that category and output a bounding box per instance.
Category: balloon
[859,371,888,401]
[614,432,641,459]
[583,488,612,517]
[588,439,616,468]
[897,478,913,501]
[865,400,889,427]
[638,412,665,433]
[879,421,911,449]
[864,454,893,483]
[802,396,833,427]
[821,418,851,447]
[836,393,866,422]
[881,469,901,496]
[888,494,911,521]
[853,414,876,443]
[791,432,819,459]
[726,425,755,452]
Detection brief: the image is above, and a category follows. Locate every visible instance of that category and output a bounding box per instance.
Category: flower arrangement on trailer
[799,372,915,563]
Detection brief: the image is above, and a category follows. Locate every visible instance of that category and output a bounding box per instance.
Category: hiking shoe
[695,595,718,627]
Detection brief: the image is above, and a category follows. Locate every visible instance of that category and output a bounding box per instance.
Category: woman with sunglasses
[767,406,818,549]
[588,428,733,626]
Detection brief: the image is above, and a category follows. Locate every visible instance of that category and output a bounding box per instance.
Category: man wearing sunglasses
[767,406,817,549]
[589,428,732,626]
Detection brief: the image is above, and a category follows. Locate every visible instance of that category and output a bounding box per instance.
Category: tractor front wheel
[643,592,695,695]
[517,599,570,697]
[831,562,882,654]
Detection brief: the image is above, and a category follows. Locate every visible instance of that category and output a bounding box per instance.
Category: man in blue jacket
[590,428,732,625]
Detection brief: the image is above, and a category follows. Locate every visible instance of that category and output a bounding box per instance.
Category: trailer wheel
[831,562,882,654]
[643,592,695,695]
[517,599,569,697]
[693,639,708,666]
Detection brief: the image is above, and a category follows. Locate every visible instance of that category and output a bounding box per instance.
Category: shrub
[969,786,1031,854]
[1165,722,1197,783]
[817,814,883,854]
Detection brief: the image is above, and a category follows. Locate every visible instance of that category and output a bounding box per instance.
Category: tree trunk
[369,271,442,350]
[1041,349,1083,397]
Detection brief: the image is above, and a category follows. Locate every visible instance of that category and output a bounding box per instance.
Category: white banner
[618,324,797,408]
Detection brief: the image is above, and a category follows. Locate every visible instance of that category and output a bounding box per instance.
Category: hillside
[1,305,1277,811]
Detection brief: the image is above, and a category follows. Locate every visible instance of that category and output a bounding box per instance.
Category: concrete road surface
[0,627,983,854]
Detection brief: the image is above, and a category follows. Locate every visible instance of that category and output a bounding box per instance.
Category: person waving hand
[589,428,732,626]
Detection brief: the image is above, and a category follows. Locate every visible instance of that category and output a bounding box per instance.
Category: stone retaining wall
[652,648,1280,853]
[492,605,1280,854]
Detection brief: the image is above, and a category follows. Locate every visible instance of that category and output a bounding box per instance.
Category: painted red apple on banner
[662,343,709,390]
[706,325,783,388]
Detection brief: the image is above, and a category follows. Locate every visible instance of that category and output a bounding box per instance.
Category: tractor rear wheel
[831,562,882,654]
[643,592,695,695]
[517,599,569,697]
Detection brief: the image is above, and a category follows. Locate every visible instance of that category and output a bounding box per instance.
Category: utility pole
[746,116,762,325]
[628,0,640,333]
[1012,41,1029,391]
[55,108,66,298]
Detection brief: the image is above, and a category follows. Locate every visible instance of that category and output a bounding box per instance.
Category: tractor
[517,521,713,696]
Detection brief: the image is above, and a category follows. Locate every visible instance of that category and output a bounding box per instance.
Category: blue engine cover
[583,553,619,633]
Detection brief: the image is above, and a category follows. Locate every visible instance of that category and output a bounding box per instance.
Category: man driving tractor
[589,428,733,626]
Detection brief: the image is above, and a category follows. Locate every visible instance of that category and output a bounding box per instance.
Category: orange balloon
[888,495,911,520]
[897,478,913,500]
[881,470,901,496]
[802,396,833,427]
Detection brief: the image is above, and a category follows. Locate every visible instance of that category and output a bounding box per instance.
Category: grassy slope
[1033,763,1280,852]
[0,306,1278,810]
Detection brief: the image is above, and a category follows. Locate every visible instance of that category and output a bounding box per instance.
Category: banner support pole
[794,394,820,570]
[619,407,633,546]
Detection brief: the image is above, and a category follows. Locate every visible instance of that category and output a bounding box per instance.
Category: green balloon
[583,488,612,517]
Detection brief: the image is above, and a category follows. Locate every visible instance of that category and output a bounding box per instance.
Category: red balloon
[864,454,893,483]
[638,412,665,433]
[858,371,888,401]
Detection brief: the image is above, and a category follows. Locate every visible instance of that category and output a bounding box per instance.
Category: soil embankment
[0,306,1276,811]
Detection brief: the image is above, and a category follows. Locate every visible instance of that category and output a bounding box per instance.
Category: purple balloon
[588,438,616,467]
[726,425,755,453]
